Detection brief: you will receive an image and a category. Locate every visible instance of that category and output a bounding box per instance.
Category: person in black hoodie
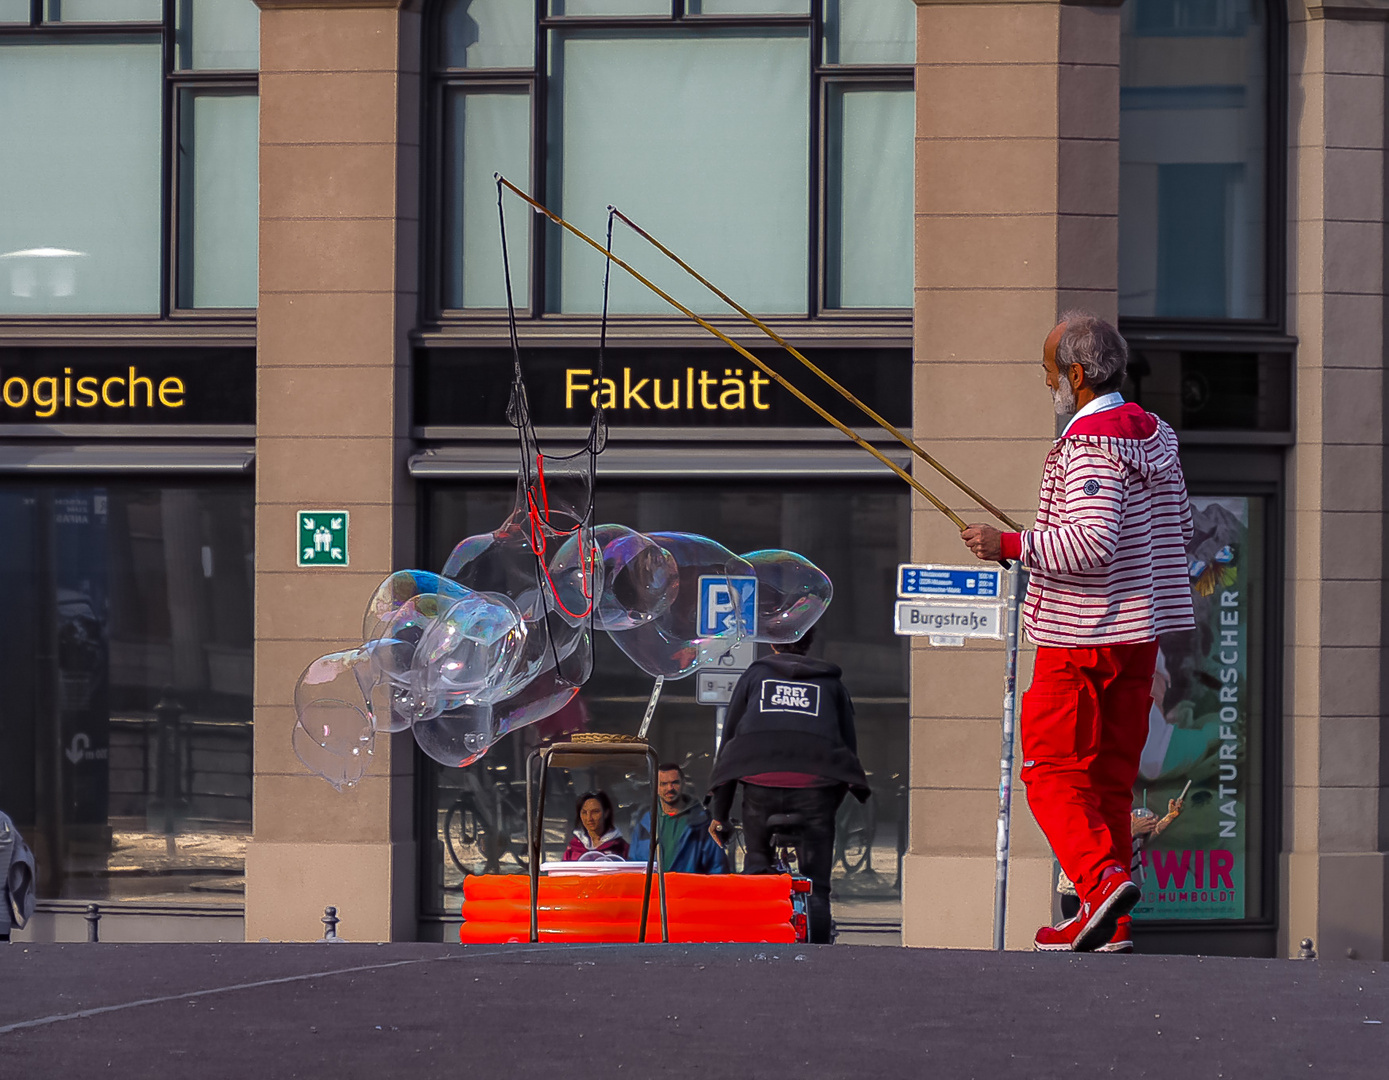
[705,626,869,943]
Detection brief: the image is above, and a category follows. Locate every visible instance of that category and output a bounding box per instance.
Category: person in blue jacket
[628,763,727,874]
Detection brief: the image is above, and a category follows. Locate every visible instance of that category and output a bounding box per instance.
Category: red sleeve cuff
[1001,532,1023,561]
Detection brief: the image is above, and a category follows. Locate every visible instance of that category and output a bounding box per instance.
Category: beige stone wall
[1285,1,1389,961]
[907,0,1122,948]
[247,0,420,942]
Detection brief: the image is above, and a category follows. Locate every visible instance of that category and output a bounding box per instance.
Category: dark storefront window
[0,0,259,316]
[0,482,254,903]
[426,0,915,317]
[419,480,909,932]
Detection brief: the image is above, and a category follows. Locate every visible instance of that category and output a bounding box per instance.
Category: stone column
[907,0,1122,948]
[246,0,420,941]
[1285,0,1389,961]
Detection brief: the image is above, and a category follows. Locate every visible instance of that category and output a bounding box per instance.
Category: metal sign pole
[992,567,1025,951]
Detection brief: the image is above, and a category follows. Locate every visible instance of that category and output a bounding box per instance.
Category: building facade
[2,0,1385,958]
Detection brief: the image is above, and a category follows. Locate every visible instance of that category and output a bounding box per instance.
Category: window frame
[420,0,915,328]
[1117,0,1289,342]
[0,0,259,331]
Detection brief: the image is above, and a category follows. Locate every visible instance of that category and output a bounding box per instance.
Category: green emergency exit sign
[298,510,349,567]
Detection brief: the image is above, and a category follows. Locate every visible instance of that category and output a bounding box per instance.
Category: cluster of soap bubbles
[292,454,833,788]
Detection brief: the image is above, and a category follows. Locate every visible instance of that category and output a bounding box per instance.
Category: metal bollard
[1298,937,1317,960]
[85,904,101,943]
[321,906,340,941]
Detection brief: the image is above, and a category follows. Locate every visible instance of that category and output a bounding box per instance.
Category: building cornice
[912,0,1124,8]
[1298,0,1389,20]
[253,1,420,10]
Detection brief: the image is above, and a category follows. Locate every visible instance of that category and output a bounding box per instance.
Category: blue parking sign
[697,574,757,637]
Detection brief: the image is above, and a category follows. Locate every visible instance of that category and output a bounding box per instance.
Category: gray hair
[1056,311,1128,393]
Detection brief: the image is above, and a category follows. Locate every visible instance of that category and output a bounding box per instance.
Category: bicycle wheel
[836,795,876,874]
[444,798,490,877]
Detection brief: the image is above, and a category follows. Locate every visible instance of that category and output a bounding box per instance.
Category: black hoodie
[706,652,870,820]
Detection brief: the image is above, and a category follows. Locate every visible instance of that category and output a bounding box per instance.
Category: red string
[526,453,596,620]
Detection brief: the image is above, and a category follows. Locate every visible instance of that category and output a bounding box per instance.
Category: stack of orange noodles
[459,872,801,944]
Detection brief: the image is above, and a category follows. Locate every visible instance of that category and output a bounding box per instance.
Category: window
[426,0,914,317]
[0,481,254,904]
[420,480,909,935]
[1118,0,1272,322]
[0,1,260,316]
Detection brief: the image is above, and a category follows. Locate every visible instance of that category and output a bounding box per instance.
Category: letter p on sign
[697,574,757,637]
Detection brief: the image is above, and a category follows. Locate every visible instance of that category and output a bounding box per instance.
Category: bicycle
[443,769,532,877]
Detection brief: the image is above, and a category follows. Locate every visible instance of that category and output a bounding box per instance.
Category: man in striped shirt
[962,312,1194,953]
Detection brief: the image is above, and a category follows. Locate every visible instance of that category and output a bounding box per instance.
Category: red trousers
[1019,641,1158,903]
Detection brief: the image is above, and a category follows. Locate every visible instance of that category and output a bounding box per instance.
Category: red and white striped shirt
[1001,401,1195,646]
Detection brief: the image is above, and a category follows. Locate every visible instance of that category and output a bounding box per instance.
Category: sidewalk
[1,942,1384,1078]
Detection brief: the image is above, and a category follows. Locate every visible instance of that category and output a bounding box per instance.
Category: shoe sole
[1036,937,1132,953]
[1072,880,1140,953]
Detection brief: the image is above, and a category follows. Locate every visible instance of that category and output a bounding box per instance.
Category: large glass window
[428,0,915,317]
[0,1,260,316]
[420,480,909,936]
[1118,0,1269,320]
[548,29,810,314]
[0,482,254,904]
[0,40,164,314]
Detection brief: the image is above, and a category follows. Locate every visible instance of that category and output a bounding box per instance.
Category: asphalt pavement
[0,942,1385,1079]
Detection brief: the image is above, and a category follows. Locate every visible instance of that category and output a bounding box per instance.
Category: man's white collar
[1060,391,1125,438]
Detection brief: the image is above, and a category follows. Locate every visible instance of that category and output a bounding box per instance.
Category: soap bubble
[363,570,471,642]
[292,649,375,789]
[493,664,583,740]
[443,524,538,601]
[362,671,424,734]
[741,549,833,643]
[295,648,374,718]
[413,703,494,768]
[293,700,374,790]
[587,525,678,632]
[446,522,593,694]
[544,525,603,627]
[416,590,527,706]
[605,533,753,678]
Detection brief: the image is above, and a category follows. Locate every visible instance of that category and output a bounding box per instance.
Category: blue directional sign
[897,563,1002,599]
[697,574,758,637]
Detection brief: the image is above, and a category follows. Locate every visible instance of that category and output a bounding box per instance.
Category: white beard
[1052,379,1077,418]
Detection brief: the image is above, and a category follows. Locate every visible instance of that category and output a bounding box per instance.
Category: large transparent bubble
[416,590,527,706]
[446,521,593,694]
[544,524,603,628]
[584,525,678,632]
[293,701,374,790]
[605,532,753,678]
[292,649,375,789]
[413,703,494,768]
[363,570,471,642]
[491,670,582,741]
[741,549,833,643]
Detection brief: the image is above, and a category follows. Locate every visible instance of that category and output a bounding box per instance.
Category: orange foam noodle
[459,922,798,945]
[463,872,796,904]
[463,898,793,924]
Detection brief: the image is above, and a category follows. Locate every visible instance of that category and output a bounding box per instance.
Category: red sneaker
[1035,915,1133,953]
[1096,916,1133,954]
[1072,868,1140,953]
[1033,916,1080,951]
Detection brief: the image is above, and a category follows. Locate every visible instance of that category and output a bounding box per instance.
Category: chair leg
[529,751,550,944]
